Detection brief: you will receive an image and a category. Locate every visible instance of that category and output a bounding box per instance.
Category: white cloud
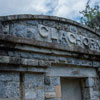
[0,0,100,21]
[52,0,87,19]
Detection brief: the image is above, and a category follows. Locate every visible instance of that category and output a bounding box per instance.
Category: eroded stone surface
[0,72,20,99]
[24,73,44,100]
[0,15,100,100]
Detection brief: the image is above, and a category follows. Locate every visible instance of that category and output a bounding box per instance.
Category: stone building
[0,14,100,100]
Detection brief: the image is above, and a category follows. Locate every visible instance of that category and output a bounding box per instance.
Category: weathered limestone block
[44,77,60,92]
[0,72,19,81]
[0,56,51,67]
[86,78,95,87]
[0,72,20,100]
[44,77,61,100]
[82,77,100,100]
[0,15,100,100]
[45,92,56,99]
[24,73,44,100]
[10,21,38,39]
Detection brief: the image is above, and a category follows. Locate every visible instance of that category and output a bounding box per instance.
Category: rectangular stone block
[0,72,20,100]
[0,72,19,82]
[24,73,44,100]
[45,92,56,99]
[85,78,95,87]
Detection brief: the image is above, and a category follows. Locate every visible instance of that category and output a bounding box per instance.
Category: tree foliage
[80,0,100,31]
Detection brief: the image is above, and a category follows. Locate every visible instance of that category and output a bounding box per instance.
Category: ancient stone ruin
[0,14,100,100]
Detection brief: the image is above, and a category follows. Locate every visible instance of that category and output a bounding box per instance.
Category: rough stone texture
[0,15,100,100]
[47,66,97,77]
[24,73,44,100]
[82,78,100,100]
[10,21,38,39]
[44,76,61,100]
[0,56,51,68]
[6,19,100,53]
[0,72,20,100]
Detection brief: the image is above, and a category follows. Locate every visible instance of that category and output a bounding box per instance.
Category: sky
[0,0,100,22]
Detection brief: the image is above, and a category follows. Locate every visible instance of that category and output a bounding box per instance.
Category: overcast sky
[0,0,100,21]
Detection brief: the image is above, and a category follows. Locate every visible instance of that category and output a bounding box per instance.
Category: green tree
[80,0,100,31]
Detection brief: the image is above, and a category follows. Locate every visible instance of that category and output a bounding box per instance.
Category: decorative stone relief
[51,28,58,40]
[38,26,100,52]
[38,24,49,38]
[67,32,76,44]
[4,19,99,52]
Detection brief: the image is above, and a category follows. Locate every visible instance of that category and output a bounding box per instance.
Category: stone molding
[0,55,99,68]
[0,56,51,67]
[0,14,99,37]
[0,34,100,56]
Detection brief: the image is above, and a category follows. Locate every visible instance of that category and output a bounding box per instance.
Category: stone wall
[0,72,20,100]
[0,15,100,100]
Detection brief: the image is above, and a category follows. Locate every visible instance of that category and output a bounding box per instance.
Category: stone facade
[0,14,100,100]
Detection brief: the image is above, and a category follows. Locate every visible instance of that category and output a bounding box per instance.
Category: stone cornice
[0,34,100,56]
[0,14,100,37]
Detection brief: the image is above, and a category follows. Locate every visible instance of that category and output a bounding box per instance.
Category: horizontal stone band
[0,56,51,67]
[0,56,99,68]
[0,34,100,56]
